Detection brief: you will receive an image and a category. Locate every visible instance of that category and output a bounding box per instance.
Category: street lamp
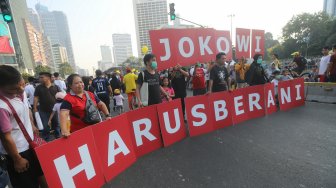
[228,14,235,45]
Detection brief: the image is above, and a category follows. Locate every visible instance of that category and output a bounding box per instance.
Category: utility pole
[228,14,235,45]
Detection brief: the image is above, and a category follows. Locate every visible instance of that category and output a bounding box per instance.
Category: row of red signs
[149,28,265,70]
[35,78,304,188]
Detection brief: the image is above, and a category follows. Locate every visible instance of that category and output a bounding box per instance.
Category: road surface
[105,101,336,188]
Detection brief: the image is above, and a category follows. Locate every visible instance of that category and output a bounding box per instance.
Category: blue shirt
[92,77,109,95]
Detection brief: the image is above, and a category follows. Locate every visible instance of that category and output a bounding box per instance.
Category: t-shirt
[170,68,187,98]
[113,95,124,106]
[92,77,110,95]
[0,92,34,154]
[54,79,67,92]
[123,73,138,94]
[34,84,60,113]
[52,102,62,120]
[24,84,35,106]
[329,54,336,75]
[137,70,162,105]
[293,56,306,70]
[318,55,331,75]
[161,87,175,102]
[60,91,100,133]
[190,67,206,89]
[210,64,229,92]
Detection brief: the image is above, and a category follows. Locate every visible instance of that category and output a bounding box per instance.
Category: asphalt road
[105,101,336,188]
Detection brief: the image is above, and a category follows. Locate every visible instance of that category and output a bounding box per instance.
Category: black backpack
[82,91,101,125]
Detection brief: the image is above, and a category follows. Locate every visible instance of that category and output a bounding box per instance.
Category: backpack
[82,91,102,125]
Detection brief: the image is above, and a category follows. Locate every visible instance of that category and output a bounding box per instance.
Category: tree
[59,62,74,78]
[265,32,280,60]
[121,56,144,69]
[34,65,51,76]
[21,72,33,83]
[282,12,334,57]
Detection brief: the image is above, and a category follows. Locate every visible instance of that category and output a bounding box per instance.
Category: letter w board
[149,28,232,71]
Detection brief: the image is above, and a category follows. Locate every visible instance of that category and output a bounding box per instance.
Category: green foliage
[122,56,144,69]
[265,32,280,60]
[281,12,335,57]
[21,72,32,83]
[59,62,74,78]
[34,65,51,76]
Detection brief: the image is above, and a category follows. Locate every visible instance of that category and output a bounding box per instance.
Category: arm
[108,85,113,96]
[97,101,110,118]
[179,68,189,77]
[208,80,213,93]
[48,111,56,127]
[29,110,38,134]
[135,84,143,107]
[33,96,39,113]
[60,110,70,137]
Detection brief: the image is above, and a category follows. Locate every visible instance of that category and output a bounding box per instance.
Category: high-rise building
[132,0,168,57]
[42,35,56,72]
[324,0,336,17]
[5,0,35,74]
[35,4,76,70]
[24,19,47,67]
[100,45,113,62]
[52,44,68,72]
[27,8,42,33]
[112,34,133,65]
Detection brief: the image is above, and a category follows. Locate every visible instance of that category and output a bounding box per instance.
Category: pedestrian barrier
[34,78,305,188]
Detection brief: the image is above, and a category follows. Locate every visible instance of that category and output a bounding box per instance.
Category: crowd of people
[0,44,336,187]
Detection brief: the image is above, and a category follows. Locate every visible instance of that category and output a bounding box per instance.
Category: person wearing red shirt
[59,74,111,137]
[190,63,207,96]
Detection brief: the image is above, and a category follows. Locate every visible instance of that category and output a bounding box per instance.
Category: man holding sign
[208,52,230,93]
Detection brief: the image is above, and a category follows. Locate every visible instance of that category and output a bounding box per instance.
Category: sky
[26,0,323,72]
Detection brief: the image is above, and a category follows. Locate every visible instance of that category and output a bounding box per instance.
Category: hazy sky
[26,0,322,71]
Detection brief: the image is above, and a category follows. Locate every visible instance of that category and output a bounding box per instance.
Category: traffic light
[169,3,175,21]
[0,0,12,23]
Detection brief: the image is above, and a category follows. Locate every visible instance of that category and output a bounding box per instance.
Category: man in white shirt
[24,77,35,107]
[53,72,67,92]
[0,65,47,188]
[318,46,331,82]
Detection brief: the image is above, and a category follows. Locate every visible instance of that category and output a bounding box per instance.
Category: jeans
[39,110,61,141]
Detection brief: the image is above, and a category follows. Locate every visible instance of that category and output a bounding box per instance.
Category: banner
[251,29,265,57]
[35,79,304,187]
[149,28,232,70]
[156,99,187,147]
[35,128,105,188]
[91,114,137,181]
[235,28,251,59]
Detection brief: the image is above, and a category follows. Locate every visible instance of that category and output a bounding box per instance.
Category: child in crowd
[48,92,70,135]
[113,89,124,114]
[281,70,293,81]
[161,77,175,102]
[271,70,282,107]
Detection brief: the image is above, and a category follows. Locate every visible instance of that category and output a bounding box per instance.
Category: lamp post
[228,14,235,45]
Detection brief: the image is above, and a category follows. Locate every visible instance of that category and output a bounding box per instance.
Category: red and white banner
[149,28,232,70]
[127,105,163,157]
[157,99,187,147]
[251,29,265,57]
[185,95,214,137]
[235,28,251,59]
[35,128,105,188]
[91,114,137,181]
[35,79,304,187]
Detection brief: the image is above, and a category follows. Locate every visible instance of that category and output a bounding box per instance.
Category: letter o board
[35,127,105,188]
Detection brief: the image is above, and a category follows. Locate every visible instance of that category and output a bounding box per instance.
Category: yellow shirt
[123,73,138,94]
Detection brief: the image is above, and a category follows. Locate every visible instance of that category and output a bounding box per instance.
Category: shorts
[5,149,44,188]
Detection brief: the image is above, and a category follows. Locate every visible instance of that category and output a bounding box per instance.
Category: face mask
[151,61,158,69]
[257,59,262,64]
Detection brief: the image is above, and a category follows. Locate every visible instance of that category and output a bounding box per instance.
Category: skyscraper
[132,0,168,57]
[324,0,336,17]
[5,0,35,74]
[27,8,42,33]
[98,45,113,71]
[52,44,68,72]
[112,34,133,65]
[35,4,76,70]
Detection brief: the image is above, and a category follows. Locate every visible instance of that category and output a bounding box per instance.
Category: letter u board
[35,127,105,188]
[91,114,137,182]
[208,91,233,130]
[185,95,214,137]
[127,105,163,157]
[156,98,187,147]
